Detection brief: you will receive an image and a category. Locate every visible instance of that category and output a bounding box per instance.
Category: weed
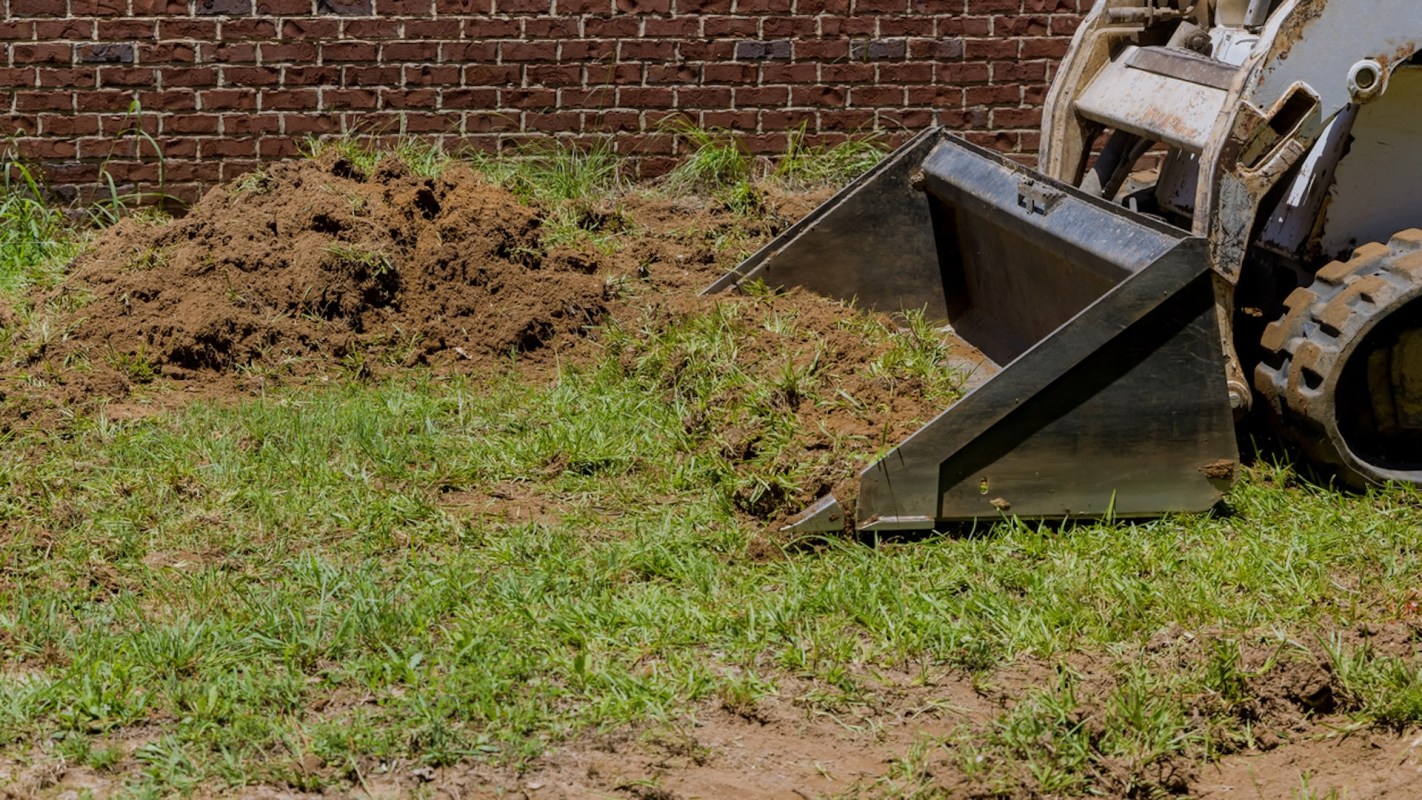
[468,139,627,252]
[661,119,754,194]
[325,243,394,277]
[0,144,83,294]
[109,346,159,384]
[300,133,451,180]
[774,125,887,189]
[233,168,272,195]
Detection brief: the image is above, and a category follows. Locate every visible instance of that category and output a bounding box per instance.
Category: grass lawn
[0,138,1420,799]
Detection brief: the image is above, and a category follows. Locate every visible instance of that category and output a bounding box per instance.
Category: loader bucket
[705,130,1240,531]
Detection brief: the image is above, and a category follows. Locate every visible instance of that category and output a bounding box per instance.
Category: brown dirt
[8,154,605,424]
[0,159,831,428]
[2,156,946,523]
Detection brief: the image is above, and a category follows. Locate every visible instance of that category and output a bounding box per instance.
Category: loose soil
[0,154,950,524]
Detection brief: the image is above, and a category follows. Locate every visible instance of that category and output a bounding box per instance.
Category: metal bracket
[1017,179,1064,216]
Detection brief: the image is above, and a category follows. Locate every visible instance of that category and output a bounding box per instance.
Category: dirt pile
[40,154,608,395]
[3,157,953,524]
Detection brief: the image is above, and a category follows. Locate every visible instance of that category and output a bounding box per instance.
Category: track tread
[1254,230,1422,487]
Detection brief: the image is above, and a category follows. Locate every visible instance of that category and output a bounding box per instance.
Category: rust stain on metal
[1272,0,1327,63]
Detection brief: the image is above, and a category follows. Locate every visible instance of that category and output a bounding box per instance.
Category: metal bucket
[705,130,1240,531]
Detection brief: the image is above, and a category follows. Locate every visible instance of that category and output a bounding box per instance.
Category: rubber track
[1254,230,1422,487]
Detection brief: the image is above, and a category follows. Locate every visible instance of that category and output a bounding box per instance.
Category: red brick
[202,137,257,157]
[501,87,556,108]
[71,0,132,15]
[162,67,219,87]
[381,41,436,60]
[643,17,698,36]
[404,64,461,85]
[526,63,582,86]
[790,84,845,106]
[646,63,697,85]
[75,90,137,110]
[343,19,398,37]
[198,88,258,110]
[435,0,491,12]
[281,18,340,39]
[703,16,756,36]
[137,89,198,110]
[259,137,303,157]
[10,0,68,16]
[466,111,520,132]
[260,42,319,62]
[500,41,557,63]
[14,44,72,65]
[223,66,283,86]
[524,17,580,37]
[98,67,157,87]
[462,17,519,37]
[524,110,580,131]
[442,87,498,108]
[557,0,609,11]
[559,39,615,60]
[282,113,342,133]
[222,19,280,39]
[377,0,433,13]
[464,64,520,84]
[615,0,668,12]
[321,87,377,108]
[343,64,402,83]
[260,88,320,110]
[733,85,788,107]
[322,41,378,61]
[140,42,198,63]
[132,0,192,13]
[283,65,340,84]
[380,87,437,109]
[33,19,94,39]
[39,114,101,136]
[582,17,639,36]
[38,68,98,88]
[256,0,315,12]
[158,19,219,38]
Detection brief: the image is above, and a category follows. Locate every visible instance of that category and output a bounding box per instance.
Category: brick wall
[1,0,1086,203]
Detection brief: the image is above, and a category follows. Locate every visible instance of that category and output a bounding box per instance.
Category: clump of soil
[30,154,607,403]
[604,290,962,527]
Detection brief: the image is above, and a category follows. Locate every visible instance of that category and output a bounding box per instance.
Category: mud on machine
[707,0,1422,532]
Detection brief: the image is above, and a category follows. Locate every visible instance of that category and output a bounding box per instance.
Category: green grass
[0,152,84,294]
[1,139,1421,796]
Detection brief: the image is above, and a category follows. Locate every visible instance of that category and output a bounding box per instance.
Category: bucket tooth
[706,129,1240,529]
[778,494,847,533]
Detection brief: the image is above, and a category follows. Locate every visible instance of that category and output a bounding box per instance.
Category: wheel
[1255,230,1422,488]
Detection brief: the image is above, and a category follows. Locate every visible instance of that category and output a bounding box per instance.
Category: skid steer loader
[706,0,1422,532]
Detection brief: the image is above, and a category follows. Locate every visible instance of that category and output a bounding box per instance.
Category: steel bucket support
[705,130,1240,531]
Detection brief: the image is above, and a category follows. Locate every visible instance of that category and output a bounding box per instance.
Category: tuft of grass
[773,126,887,189]
[469,139,623,206]
[660,119,762,214]
[0,147,83,294]
[467,140,628,253]
[300,133,451,180]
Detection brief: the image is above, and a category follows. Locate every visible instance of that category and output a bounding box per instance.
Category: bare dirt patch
[9,154,606,423]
